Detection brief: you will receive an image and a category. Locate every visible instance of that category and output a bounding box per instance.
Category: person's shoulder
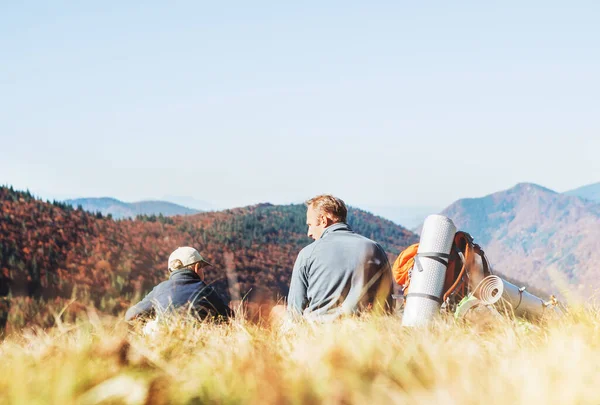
[155,278,173,288]
[150,278,175,294]
[298,241,318,258]
[348,229,376,244]
[295,240,324,264]
[352,232,387,252]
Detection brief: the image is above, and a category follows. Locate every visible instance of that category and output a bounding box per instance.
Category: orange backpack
[392,232,491,305]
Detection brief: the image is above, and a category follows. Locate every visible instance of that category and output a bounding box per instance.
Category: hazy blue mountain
[564,181,600,203]
[65,197,199,219]
[436,183,600,299]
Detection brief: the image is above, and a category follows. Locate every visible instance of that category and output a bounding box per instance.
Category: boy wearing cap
[125,246,233,322]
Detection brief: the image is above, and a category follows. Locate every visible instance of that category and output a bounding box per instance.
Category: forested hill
[0,186,418,310]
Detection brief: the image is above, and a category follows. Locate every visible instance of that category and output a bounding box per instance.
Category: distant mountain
[439,183,600,299]
[1,186,418,312]
[65,197,199,219]
[564,181,600,203]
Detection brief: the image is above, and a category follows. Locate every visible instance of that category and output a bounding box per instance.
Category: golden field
[0,303,598,405]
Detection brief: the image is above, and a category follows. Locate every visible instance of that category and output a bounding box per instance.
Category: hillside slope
[440,183,600,298]
[1,187,418,309]
[564,181,600,203]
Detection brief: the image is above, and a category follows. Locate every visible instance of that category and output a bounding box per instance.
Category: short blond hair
[305,194,348,223]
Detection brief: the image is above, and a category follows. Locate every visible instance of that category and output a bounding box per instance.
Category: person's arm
[376,245,394,313]
[287,250,309,316]
[193,285,233,321]
[125,289,156,321]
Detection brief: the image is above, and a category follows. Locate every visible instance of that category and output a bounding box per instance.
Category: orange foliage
[0,188,418,311]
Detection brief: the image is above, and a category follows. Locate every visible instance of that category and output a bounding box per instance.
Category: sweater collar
[321,222,351,239]
[169,269,201,281]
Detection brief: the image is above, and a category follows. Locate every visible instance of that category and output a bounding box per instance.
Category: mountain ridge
[564,181,600,203]
[439,182,600,298]
[65,197,200,219]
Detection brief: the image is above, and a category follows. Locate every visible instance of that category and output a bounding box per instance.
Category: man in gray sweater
[287,195,394,321]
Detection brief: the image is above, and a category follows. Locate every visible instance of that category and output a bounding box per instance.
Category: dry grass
[0,306,599,405]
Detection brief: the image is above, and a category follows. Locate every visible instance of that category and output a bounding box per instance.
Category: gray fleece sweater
[287,223,393,321]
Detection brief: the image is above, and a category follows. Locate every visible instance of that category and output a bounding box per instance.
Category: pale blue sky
[1,1,599,212]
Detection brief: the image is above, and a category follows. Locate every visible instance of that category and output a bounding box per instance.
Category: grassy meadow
[1,303,599,405]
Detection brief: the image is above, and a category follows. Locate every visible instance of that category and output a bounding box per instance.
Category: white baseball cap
[168,246,212,271]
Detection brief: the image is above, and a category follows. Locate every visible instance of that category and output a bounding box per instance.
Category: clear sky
[1,1,599,211]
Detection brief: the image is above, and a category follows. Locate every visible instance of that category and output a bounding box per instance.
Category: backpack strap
[405,292,443,304]
[413,252,451,272]
[442,232,474,302]
[472,244,492,276]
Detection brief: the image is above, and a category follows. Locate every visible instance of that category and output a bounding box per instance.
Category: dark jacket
[125,269,232,322]
[287,223,393,321]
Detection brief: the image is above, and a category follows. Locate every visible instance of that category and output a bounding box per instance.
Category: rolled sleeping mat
[473,275,504,305]
[497,279,546,320]
[455,275,504,319]
[402,215,457,327]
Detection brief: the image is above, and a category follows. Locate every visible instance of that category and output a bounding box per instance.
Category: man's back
[287,223,393,321]
[125,269,232,321]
